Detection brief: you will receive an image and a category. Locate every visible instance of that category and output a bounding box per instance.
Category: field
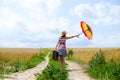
[0,48,120,80]
[66,48,120,80]
[70,48,120,63]
[1,48,119,64]
[0,48,48,79]
[0,48,68,80]
[0,48,42,63]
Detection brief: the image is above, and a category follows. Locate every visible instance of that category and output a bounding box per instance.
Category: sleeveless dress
[58,37,67,56]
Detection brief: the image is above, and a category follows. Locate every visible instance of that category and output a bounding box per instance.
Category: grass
[36,51,68,80]
[86,50,120,80]
[67,48,120,80]
[1,48,120,79]
[0,48,48,79]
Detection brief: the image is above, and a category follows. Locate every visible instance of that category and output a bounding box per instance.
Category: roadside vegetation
[36,51,68,80]
[86,50,120,80]
[0,48,47,79]
[67,48,120,80]
[0,48,120,80]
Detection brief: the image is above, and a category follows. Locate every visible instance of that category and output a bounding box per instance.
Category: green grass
[86,50,120,80]
[67,49,120,80]
[0,50,47,79]
[11,53,45,72]
[36,52,68,80]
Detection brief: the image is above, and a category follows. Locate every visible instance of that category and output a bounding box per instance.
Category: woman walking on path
[55,31,80,69]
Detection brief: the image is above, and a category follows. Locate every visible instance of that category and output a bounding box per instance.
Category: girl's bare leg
[60,55,65,69]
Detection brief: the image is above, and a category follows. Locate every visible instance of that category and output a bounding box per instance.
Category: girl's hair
[61,35,66,37]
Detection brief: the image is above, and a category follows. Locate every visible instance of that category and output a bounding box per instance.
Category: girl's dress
[58,37,67,56]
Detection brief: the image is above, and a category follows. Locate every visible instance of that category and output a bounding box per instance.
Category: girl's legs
[60,55,65,69]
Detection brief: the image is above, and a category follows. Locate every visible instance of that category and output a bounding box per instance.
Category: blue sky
[0,0,120,48]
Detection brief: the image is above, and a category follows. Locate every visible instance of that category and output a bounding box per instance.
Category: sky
[0,0,120,48]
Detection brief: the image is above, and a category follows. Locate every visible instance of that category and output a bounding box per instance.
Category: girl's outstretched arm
[66,34,80,39]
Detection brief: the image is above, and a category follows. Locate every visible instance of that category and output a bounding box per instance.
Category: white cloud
[0,0,62,48]
[2,0,16,4]
[0,41,40,48]
[0,0,62,33]
[43,0,61,14]
[0,7,22,33]
[8,0,61,14]
[88,33,120,47]
[1,0,77,48]
[74,3,92,18]
[72,3,120,25]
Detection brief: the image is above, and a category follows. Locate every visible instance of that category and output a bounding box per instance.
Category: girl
[55,31,80,69]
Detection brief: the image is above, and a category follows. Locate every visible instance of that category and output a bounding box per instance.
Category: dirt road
[4,52,50,80]
[3,52,93,80]
[66,61,94,80]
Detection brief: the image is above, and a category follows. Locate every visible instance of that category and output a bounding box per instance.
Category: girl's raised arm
[66,34,80,39]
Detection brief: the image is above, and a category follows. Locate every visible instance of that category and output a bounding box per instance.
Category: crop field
[67,48,120,80]
[70,48,120,63]
[0,48,47,79]
[0,48,42,63]
[0,48,120,80]
[0,48,120,64]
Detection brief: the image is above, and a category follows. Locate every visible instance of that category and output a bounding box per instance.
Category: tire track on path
[66,61,94,80]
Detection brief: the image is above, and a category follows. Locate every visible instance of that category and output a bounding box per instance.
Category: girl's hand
[76,34,80,38]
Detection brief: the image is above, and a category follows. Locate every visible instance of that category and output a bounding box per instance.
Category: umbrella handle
[79,33,83,35]
[76,33,82,38]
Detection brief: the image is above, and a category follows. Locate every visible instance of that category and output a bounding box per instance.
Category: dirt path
[66,61,94,80]
[4,52,50,80]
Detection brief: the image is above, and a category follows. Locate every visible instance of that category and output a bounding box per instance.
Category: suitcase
[52,50,58,61]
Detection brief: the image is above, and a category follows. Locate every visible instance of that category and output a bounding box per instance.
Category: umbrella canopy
[80,21,93,40]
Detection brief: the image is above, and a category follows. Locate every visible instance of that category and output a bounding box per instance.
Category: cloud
[5,0,61,14]
[0,0,62,47]
[1,0,79,48]
[0,7,23,35]
[88,33,120,47]
[0,7,35,44]
[43,0,61,14]
[72,3,120,25]
[1,0,62,29]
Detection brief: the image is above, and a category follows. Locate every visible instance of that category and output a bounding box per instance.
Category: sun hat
[61,31,67,36]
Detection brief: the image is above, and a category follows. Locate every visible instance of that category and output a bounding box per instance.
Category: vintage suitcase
[52,50,58,61]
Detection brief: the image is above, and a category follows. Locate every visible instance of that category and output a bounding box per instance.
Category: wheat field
[0,48,42,64]
[0,48,120,64]
[70,48,120,63]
